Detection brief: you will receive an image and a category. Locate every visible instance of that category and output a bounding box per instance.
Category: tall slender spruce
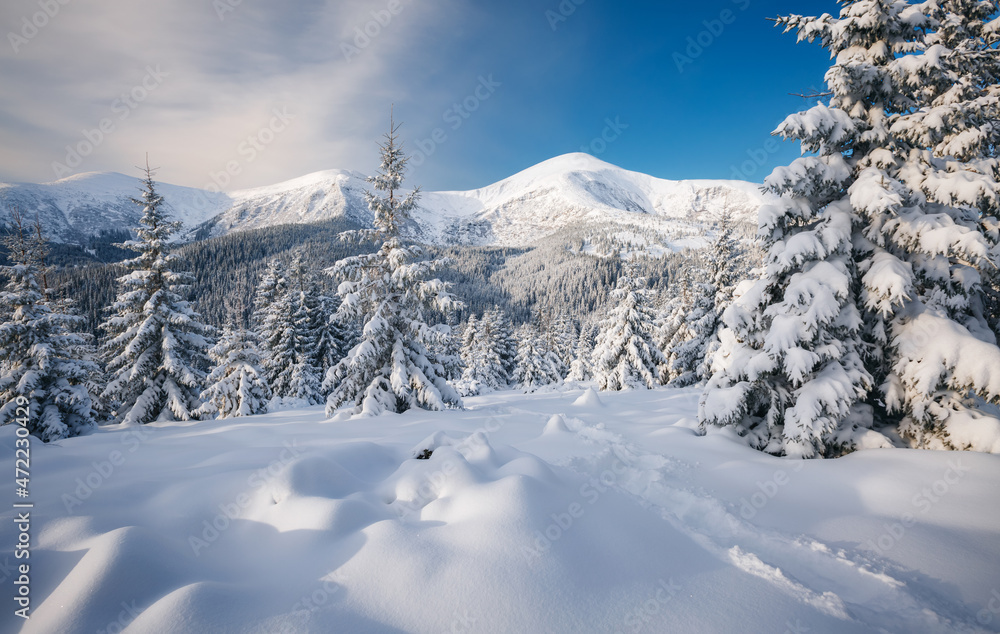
[323,111,462,416]
[100,159,210,425]
[0,211,98,440]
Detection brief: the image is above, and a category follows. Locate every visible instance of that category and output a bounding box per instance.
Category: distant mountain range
[0,153,770,248]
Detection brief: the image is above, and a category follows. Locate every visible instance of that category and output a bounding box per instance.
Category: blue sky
[0,0,836,191]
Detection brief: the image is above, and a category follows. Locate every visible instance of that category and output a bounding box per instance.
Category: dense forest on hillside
[33,219,723,334]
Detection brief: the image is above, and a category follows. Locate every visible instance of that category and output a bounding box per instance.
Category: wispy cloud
[0,0,473,189]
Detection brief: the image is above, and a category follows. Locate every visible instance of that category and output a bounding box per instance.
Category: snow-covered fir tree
[313,289,352,375]
[287,254,325,402]
[550,311,579,371]
[873,0,1000,450]
[666,268,715,388]
[592,266,667,391]
[199,326,271,418]
[253,257,322,406]
[100,161,210,425]
[696,222,747,381]
[436,312,465,382]
[457,311,510,395]
[512,323,563,392]
[666,225,752,388]
[0,211,98,441]
[701,1,1000,456]
[252,258,289,384]
[288,252,343,374]
[655,293,686,378]
[459,313,480,369]
[539,320,569,381]
[485,305,518,379]
[567,322,598,382]
[323,113,462,416]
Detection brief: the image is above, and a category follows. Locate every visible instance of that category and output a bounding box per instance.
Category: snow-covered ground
[3,386,999,633]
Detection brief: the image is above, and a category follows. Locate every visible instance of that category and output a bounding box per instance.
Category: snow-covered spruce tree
[253,257,322,406]
[435,312,465,382]
[458,311,509,395]
[0,211,98,441]
[252,258,289,386]
[539,319,569,380]
[666,268,716,388]
[702,1,1000,456]
[874,0,1000,450]
[485,305,518,379]
[286,254,324,403]
[567,322,598,382]
[100,162,210,424]
[313,288,352,375]
[459,313,480,368]
[696,222,747,382]
[592,267,667,391]
[322,113,462,417]
[667,225,751,388]
[512,323,563,392]
[198,326,271,418]
[655,293,686,374]
[551,311,579,370]
[289,252,345,375]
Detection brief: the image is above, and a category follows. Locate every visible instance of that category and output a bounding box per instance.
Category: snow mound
[543,414,571,434]
[573,387,604,408]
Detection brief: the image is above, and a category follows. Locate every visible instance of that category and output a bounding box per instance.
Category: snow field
[0,386,998,633]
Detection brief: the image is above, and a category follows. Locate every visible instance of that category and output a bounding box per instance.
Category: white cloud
[0,0,473,189]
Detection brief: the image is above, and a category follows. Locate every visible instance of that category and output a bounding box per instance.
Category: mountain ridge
[0,153,770,248]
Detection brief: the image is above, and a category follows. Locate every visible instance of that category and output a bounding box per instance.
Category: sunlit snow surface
[2,386,998,633]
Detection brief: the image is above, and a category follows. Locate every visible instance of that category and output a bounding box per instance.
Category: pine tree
[253,257,322,406]
[253,258,293,391]
[458,311,509,395]
[460,313,480,369]
[0,211,98,441]
[701,1,1000,456]
[551,311,579,371]
[486,305,518,379]
[666,269,716,388]
[199,326,271,418]
[539,317,569,381]
[100,160,210,425]
[592,267,667,391]
[872,0,1000,450]
[286,254,323,404]
[665,223,754,389]
[696,222,746,382]
[567,322,598,382]
[512,323,563,392]
[436,312,465,382]
[655,293,686,381]
[323,111,462,416]
[312,287,351,375]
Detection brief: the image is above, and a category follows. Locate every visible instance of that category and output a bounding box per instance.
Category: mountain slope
[0,154,769,248]
[0,171,231,243]
[414,153,767,246]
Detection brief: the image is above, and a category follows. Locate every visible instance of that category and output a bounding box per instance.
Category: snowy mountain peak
[0,155,769,248]
[227,168,367,198]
